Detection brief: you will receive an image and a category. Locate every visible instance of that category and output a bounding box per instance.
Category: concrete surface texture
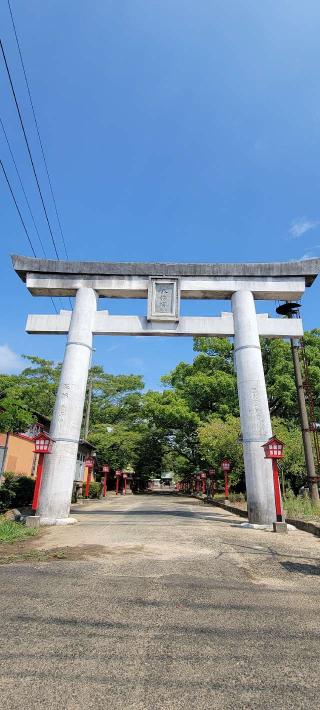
[1,493,319,710]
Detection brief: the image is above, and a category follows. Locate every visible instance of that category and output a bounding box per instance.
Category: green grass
[0,516,39,543]
[283,494,320,521]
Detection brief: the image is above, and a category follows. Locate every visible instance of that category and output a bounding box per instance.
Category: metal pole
[291,339,319,504]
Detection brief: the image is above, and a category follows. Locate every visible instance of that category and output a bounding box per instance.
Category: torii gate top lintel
[11,254,320,287]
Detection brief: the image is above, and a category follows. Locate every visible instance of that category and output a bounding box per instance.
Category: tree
[198,416,244,489]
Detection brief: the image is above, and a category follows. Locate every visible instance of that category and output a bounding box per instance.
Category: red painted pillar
[85,469,92,498]
[123,475,127,495]
[224,472,229,500]
[103,473,107,497]
[202,478,206,495]
[32,453,44,511]
[272,459,283,522]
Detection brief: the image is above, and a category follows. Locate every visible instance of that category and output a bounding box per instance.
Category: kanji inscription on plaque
[147,278,180,321]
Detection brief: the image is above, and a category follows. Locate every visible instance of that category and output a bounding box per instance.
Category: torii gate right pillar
[232,290,276,524]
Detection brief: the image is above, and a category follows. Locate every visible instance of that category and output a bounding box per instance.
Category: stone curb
[189,494,320,537]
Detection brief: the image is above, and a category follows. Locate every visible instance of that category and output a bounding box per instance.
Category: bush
[0,485,15,513]
[0,474,35,512]
[83,482,102,499]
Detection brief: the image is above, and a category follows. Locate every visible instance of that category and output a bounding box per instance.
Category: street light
[32,432,54,511]
[221,458,232,501]
[262,436,287,532]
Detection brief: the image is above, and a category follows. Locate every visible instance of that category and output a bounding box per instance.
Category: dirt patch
[0,542,145,565]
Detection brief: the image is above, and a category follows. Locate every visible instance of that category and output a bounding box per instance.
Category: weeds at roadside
[0,516,39,543]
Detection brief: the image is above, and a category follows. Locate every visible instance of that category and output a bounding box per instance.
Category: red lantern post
[32,432,54,511]
[102,465,109,497]
[200,471,206,494]
[221,459,232,500]
[123,472,128,495]
[115,469,122,495]
[208,468,216,496]
[262,437,286,530]
[84,457,95,498]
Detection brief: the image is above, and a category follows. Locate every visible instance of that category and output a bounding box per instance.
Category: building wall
[1,434,38,476]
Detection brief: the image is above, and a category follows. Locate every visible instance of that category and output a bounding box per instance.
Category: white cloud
[289,217,319,239]
[0,345,24,374]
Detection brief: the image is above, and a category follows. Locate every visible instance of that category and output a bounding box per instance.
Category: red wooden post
[224,471,229,499]
[84,457,94,498]
[32,453,44,511]
[115,469,121,495]
[123,472,127,495]
[32,431,54,512]
[102,465,109,497]
[85,469,92,498]
[200,472,206,494]
[272,459,283,522]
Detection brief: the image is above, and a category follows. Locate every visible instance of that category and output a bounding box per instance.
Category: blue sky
[1,1,320,389]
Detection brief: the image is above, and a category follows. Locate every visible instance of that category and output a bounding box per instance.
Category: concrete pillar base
[26,515,40,528]
[273,521,288,534]
[39,517,78,526]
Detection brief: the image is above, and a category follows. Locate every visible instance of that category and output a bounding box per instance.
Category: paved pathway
[1,493,319,709]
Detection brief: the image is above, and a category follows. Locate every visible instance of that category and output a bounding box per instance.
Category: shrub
[0,485,15,513]
[0,474,35,512]
[83,482,102,499]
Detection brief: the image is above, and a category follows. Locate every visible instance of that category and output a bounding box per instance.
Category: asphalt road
[1,493,320,710]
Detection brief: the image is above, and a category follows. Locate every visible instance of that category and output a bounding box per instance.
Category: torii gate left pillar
[37,287,97,524]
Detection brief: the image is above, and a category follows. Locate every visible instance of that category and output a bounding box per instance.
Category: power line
[0,116,46,257]
[0,159,36,257]
[0,39,60,260]
[7,0,69,260]
[1,159,58,314]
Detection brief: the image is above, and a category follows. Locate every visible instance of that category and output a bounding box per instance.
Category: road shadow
[280,561,320,576]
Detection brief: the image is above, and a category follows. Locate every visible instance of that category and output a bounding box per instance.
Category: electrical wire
[0,39,60,260]
[0,159,36,257]
[1,158,58,315]
[7,0,69,260]
[0,116,46,257]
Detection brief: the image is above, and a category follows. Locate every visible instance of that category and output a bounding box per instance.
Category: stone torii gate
[12,255,320,526]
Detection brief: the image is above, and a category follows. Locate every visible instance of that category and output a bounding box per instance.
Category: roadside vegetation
[0,515,38,543]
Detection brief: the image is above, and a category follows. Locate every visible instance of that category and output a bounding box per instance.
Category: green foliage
[0,484,15,513]
[198,416,244,487]
[283,490,320,520]
[0,474,35,512]
[0,516,38,543]
[84,481,102,499]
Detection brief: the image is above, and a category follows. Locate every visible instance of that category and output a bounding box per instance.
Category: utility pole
[291,339,320,504]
